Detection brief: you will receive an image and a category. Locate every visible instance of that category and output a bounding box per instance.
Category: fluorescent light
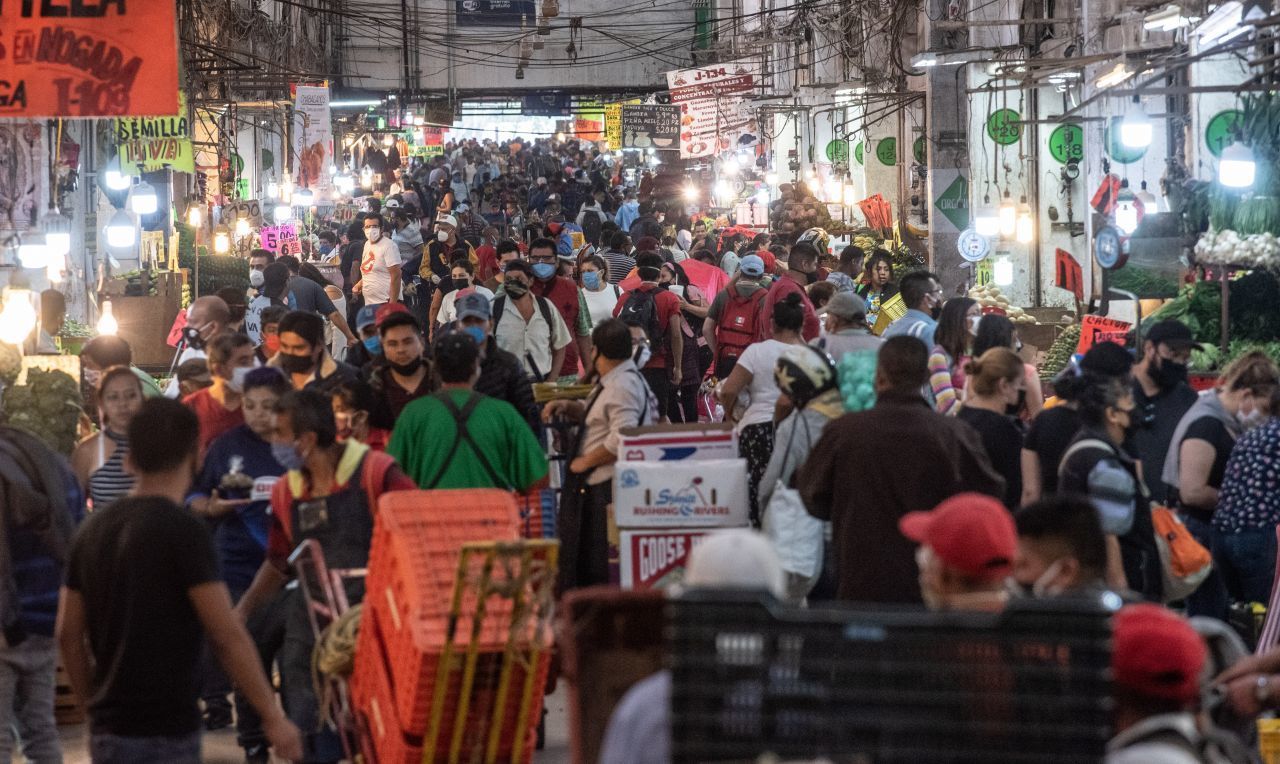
[911,52,938,68]
[129,180,158,215]
[1194,1,1245,45]
[1120,101,1153,148]
[1095,62,1133,89]
[17,234,48,269]
[329,99,382,108]
[1219,142,1256,188]
[994,256,1014,286]
[102,156,131,191]
[1144,5,1189,30]
[43,210,70,257]
[974,203,1000,237]
[104,209,136,250]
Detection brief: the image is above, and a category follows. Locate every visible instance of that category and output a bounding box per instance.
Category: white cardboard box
[618,423,738,462]
[613,458,750,528]
[619,528,717,589]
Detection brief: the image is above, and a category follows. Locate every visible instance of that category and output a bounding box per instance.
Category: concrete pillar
[924,15,971,294]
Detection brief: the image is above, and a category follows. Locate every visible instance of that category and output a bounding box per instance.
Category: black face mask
[802,269,818,285]
[389,357,424,376]
[504,281,530,298]
[182,326,208,351]
[1005,388,1027,416]
[1153,357,1188,391]
[278,352,316,375]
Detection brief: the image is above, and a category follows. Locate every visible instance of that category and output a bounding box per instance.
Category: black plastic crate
[669,590,1118,763]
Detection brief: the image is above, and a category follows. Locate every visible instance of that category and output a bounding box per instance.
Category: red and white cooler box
[613,424,749,590]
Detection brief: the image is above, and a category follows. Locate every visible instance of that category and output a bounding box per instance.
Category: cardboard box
[619,528,716,589]
[618,423,738,462]
[613,459,749,528]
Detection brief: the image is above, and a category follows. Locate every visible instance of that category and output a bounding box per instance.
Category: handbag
[761,414,824,578]
[1152,505,1213,603]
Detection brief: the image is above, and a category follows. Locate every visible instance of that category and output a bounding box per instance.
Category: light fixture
[42,210,71,258]
[998,192,1017,238]
[1135,180,1160,211]
[993,256,1014,287]
[765,171,779,186]
[267,178,279,199]
[824,178,843,203]
[329,99,382,108]
[755,189,770,206]
[715,179,734,202]
[186,204,203,228]
[104,209,137,250]
[129,180,158,215]
[722,155,741,175]
[1144,5,1189,30]
[293,188,315,207]
[102,157,131,191]
[273,204,293,223]
[234,216,251,238]
[1015,199,1034,243]
[328,164,338,176]
[910,52,938,68]
[1219,142,1257,188]
[213,226,231,254]
[96,299,118,337]
[0,288,36,345]
[843,183,857,206]
[1194,1,1247,46]
[1120,98,1153,149]
[974,196,1001,237]
[383,134,394,147]
[17,234,48,269]
[682,184,698,202]
[555,132,565,142]
[1095,62,1133,89]
[360,166,373,187]
[1114,185,1140,234]
[279,177,294,203]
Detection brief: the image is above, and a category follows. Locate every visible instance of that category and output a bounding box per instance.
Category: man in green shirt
[388,331,548,491]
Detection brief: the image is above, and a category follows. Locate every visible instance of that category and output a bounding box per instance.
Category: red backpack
[716,287,767,365]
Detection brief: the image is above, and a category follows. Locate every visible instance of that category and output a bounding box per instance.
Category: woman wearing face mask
[1213,387,1280,610]
[659,261,710,423]
[927,297,979,415]
[579,255,621,327]
[1058,376,1161,601]
[72,366,144,508]
[855,250,897,327]
[435,258,495,331]
[969,314,1043,421]
[957,348,1026,509]
[1162,351,1280,619]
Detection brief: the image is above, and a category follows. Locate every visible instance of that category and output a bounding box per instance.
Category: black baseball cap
[1144,319,1202,350]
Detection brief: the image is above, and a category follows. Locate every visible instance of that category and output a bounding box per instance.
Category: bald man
[165,296,233,398]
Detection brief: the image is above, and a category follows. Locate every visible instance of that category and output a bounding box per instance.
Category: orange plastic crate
[350,632,423,764]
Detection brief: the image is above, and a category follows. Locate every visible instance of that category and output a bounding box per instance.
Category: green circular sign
[260,149,275,171]
[1104,117,1148,164]
[1205,109,1243,158]
[1048,124,1084,164]
[825,139,850,163]
[876,137,897,166]
[986,109,1022,145]
[230,153,245,173]
[854,141,864,165]
[913,136,926,164]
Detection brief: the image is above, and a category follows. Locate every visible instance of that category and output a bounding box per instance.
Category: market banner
[115,90,193,174]
[0,1,179,118]
[620,105,679,149]
[292,84,332,193]
[665,59,760,158]
[605,103,623,150]
[455,0,535,26]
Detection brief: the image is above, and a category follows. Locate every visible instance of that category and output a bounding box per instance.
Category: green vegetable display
[1233,196,1280,236]
[1109,266,1181,298]
[1038,323,1082,379]
[3,368,83,455]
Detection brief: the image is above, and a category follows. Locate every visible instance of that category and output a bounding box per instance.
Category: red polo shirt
[612,283,682,369]
[532,275,583,374]
[761,275,821,341]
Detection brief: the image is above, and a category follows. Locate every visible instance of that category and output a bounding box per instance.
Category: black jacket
[475,336,539,431]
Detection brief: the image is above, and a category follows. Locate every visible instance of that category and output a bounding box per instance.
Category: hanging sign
[621,105,679,149]
[455,0,536,26]
[260,224,300,255]
[666,59,759,158]
[1055,248,1084,301]
[0,1,180,118]
[1205,110,1243,158]
[825,140,849,163]
[115,90,193,174]
[1076,315,1132,354]
[226,199,263,226]
[1048,124,1084,164]
[293,84,332,193]
[605,103,624,150]
[986,109,1023,145]
[957,228,990,262]
[522,94,572,117]
[876,137,897,166]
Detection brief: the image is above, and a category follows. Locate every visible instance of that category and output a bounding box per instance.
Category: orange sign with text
[1076,315,1132,354]
[0,1,180,118]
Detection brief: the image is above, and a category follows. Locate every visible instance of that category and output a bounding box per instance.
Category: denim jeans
[88,731,200,763]
[1218,526,1280,605]
[1180,513,1230,621]
[0,633,61,764]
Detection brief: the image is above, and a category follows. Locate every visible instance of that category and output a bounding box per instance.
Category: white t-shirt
[358,236,402,304]
[243,294,271,345]
[581,284,622,327]
[732,339,794,432]
[440,285,496,324]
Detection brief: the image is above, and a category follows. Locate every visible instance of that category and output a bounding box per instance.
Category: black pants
[667,384,699,423]
[641,367,671,421]
[557,479,613,594]
[235,588,290,751]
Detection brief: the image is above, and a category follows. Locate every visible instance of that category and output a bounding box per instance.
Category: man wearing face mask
[184,333,259,457]
[1011,496,1112,599]
[883,270,943,351]
[1130,319,1200,505]
[351,215,402,313]
[759,242,821,342]
[900,493,1016,612]
[481,239,520,293]
[420,214,476,284]
[528,237,592,379]
[370,309,436,423]
[268,311,359,396]
[165,296,233,398]
[543,319,658,592]
[455,293,540,431]
[492,259,571,382]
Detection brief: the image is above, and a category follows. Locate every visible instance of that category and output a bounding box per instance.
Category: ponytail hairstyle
[963,348,1024,397]
[772,292,806,333]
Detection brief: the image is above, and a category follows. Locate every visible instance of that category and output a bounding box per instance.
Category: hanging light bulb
[186,204,203,228]
[1015,200,1034,243]
[104,209,137,250]
[129,180,158,215]
[765,171,779,186]
[279,177,294,203]
[1219,142,1257,188]
[272,204,292,224]
[96,299,118,337]
[102,157,131,191]
[998,193,1017,238]
[42,210,71,258]
[722,155,741,176]
[715,178,734,202]
[0,288,36,345]
[973,195,1000,237]
[267,178,279,199]
[1135,180,1160,212]
[293,188,314,207]
[328,164,339,176]
[1114,185,1140,234]
[755,188,770,206]
[1120,99,1153,149]
[17,234,48,269]
[843,183,857,206]
[993,256,1014,286]
[234,216,251,238]
[682,184,698,203]
[213,227,231,254]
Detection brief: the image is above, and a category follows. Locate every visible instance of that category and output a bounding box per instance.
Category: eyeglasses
[529,254,557,263]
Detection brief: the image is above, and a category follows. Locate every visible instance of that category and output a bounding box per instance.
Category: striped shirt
[600,250,636,285]
[89,430,134,509]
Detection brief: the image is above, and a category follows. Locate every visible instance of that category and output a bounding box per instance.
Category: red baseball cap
[757,248,777,275]
[375,302,412,327]
[899,493,1016,582]
[1111,604,1205,704]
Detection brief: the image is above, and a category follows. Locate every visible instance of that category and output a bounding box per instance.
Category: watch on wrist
[1256,674,1272,706]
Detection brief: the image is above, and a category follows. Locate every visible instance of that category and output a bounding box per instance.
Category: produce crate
[668,590,1114,763]
[559,587,666,764]
[517,487,557,540]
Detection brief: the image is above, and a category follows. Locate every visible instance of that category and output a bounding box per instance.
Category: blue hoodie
[615,200,641,233]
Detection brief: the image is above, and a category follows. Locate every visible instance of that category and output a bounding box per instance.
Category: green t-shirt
[388,389,548,491]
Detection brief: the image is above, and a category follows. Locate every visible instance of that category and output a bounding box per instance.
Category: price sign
[1076,315,1133,354]
[620,105,680,149]
[1205,110,1243,158]
[0,2,180,118]
[975,258,994,287]
[1048,124,1084,164]
[227,199,262,226]
[259,224,299,254]
[115,90,194,174]
[605,103,624,150]
[986,109,1023,145]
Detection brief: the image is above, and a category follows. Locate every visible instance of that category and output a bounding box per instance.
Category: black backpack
[618,288,663,348]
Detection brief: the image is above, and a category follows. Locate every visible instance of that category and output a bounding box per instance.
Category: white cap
[684,529,785,597]
[437,214,458,228]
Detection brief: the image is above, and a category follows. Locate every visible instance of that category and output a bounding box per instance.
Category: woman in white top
[579,254,622,327]
[438,258,495,327]
[716,292,808,524]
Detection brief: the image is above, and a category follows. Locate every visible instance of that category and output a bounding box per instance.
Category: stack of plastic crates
[668,589,1116,763]
[351,489,559,764]
[516,487,556,540]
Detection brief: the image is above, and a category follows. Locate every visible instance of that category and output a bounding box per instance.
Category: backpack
[1152,505,1213,603]
[715,287,767,364]
[1128,724,1254,764]
[618,288,664,348]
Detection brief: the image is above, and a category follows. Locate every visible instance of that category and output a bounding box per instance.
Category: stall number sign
[1205,110,1243,158]
[1048,124,1084,164]
[854,141,864,165]
[986,109,1022,146]
[876,137,897,166]
[260,224,300,255]
[825,139,849,163]
[0,1,180,118]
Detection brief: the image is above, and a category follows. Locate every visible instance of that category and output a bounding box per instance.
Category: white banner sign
[666,60,760,158]
[293,85,332,193]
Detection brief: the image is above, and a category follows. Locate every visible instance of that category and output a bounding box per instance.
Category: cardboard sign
[115,90,193,173]
[166,307,188,348]
[619,423,738,462]
[605,103,623,150]
[1076,315,1132,354]
[1055,248,1083,301]
[0,1,179,118]
[226,199,263,226]
[613,458,750,528]
[619,529,715,590]
[260,224,299,254]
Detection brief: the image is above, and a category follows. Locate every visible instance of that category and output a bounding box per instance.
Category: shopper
[71,366,143,508]
[369,309,435,422]
[57,398,303,764]
[1130,318,1200,505]
[824,244,865,294]
[255,305,288,364]
[855,249,896,328]
[184,332,257,456]
[492,259,572,381]
[882,270,942,350]
[969,314,1043,420]
[928,296,979,415]
[235,389,413,762]
[343,303,382,371]
[79,335,162,408]
[351,214,403,311]
[332,379,392,452]
[269,310,360,395]
[455,293,540,431]
[614,252,684,419]
[421,214,475,283]
[165,296,233,397]
[544,319,657,592]
[529,237,592,378]
[259,262,359,350]
[481,239,521,293]
[580,254,622,327]
[389,333,547,490]
[435,258,495,327]
[900,493,1015,613]
[1214,387,1280,610]
[760,242,821,342]
[1163,351,1279,619]
[813,291,882,363]
[601,233,636,286]
[800,336,1004,603]
[705,254,768,379]
[957,348,1026,509]
[1011,496,1110,598]
[659,261,710,422]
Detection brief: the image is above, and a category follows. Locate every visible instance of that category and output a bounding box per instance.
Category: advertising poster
[665,59,760,158]
[455,0,536,26]
[115,90,193,174]
[620,105,679,149]
[292,84,332,193]
[619,529,714,589]
[0,1,180,117]
[605,103,623,150]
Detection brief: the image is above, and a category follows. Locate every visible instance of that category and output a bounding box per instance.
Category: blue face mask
[463,326,487,346]
[363,336,382,355]
[581,271,601,290]
[271,441,307,472]
[532,262,557,280]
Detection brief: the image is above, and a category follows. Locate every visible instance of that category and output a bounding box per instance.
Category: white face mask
[437,230,450,242]
[249,269,265,288]
[1237,406,1265,430]
[227,365,254,393]
[968,314,982,335]
[366,227,381,242]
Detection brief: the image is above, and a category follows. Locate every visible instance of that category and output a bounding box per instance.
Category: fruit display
[1038,322,1082,379]
[1194,228,1280,270]
[966,284,1038,324]
[3,367,83,455]
[769,182,835,236]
